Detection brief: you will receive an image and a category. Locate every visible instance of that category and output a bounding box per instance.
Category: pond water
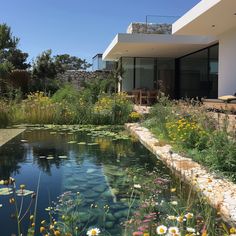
[0,126,174,235]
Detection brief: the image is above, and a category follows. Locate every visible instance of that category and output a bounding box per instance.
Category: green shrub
[93,93,132,125]
[166,117,209,149]
[204,131,236,180]
[0,100,11,128]
[51,84,80,104]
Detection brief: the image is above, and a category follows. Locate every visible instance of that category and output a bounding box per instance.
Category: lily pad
[58,155,68,159]
[0,188,12,196]
[16,189,34,197]
[87,143,99,146]
[20,139,28,143]
[67,141,77,144]
[77,142,86,145]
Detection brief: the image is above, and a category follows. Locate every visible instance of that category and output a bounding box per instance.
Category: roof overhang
[103,33,217,61]
[172,0,236,36]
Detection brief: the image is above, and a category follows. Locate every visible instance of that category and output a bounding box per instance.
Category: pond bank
[125,123,236,226]
[0,129,25,147]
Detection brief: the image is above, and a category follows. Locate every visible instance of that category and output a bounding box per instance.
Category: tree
[0,23,30,95]
[0,23,19,49]
[54,54,91,71]
[31,50,58,92]
[31,50,92,93]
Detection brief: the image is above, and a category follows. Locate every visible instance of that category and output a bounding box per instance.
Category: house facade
[103,0,236,99]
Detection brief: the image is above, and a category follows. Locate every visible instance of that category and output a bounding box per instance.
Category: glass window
[156,58,175,97]
[135,58,155,90]
[121,57,134,91]
[209,45,218,98]
[178,45,218,99]
[179,49,209,98]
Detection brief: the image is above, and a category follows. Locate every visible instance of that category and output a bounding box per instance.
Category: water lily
[156,225,167,235]
[87,228,101,236]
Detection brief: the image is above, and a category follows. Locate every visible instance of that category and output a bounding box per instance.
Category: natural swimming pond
[0,126,225,235]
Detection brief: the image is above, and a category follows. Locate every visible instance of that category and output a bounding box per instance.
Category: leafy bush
[166,117,208,149]
[93,93,132,125]
[129,111,142,122]
[0,100,11,128]
[144,96,236,181]
[51,84,80,104]
[204,131,236,180]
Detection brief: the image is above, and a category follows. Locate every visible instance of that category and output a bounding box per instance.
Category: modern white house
[103,0,236,99]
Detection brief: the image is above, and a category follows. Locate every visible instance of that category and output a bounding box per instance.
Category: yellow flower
[230,227,236,234]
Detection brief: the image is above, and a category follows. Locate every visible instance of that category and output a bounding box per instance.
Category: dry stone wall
[127,22,172,34]
[57,70,110,90]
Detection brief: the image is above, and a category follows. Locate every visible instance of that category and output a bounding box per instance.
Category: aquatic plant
[0,177,38,236]
[122,167,233,236]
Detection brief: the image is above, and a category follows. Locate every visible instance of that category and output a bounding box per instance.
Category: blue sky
[1,0,200,64]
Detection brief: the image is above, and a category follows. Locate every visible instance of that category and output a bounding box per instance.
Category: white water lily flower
[187,227,196,233]
[168,226,179,235]
[87,228,101,236]
[156,225,167,235]
[134,184,141,189]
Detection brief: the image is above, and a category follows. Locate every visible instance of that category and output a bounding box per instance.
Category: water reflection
[0,128,171,235]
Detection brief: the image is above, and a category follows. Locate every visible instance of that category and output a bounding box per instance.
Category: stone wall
[127,22,172,34]
[57,70,110,90]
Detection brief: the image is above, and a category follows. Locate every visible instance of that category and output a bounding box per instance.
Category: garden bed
[126,123,236,226]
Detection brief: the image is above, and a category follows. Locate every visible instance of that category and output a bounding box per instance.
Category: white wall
[219,27,236,96]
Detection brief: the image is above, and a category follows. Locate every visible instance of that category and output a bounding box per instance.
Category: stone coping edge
[0,129,25,147]
[125,123,236,226]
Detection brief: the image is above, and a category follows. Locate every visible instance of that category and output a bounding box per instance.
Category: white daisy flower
[156,225,167,235]
[134,184,141,189]
[87,228,101,236]
[168,226,179,235]
[170,201,178,205]
[185,212,194,219]
[187,227,196,233]
[167,215,176,220]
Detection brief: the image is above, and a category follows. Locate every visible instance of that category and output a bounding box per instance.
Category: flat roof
[103,33,217,61]
[172,0,236,36]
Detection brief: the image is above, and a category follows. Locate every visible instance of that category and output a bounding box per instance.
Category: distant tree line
[0,23,92,96]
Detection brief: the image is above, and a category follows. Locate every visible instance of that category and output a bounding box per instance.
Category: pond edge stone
[125,123,236,226]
